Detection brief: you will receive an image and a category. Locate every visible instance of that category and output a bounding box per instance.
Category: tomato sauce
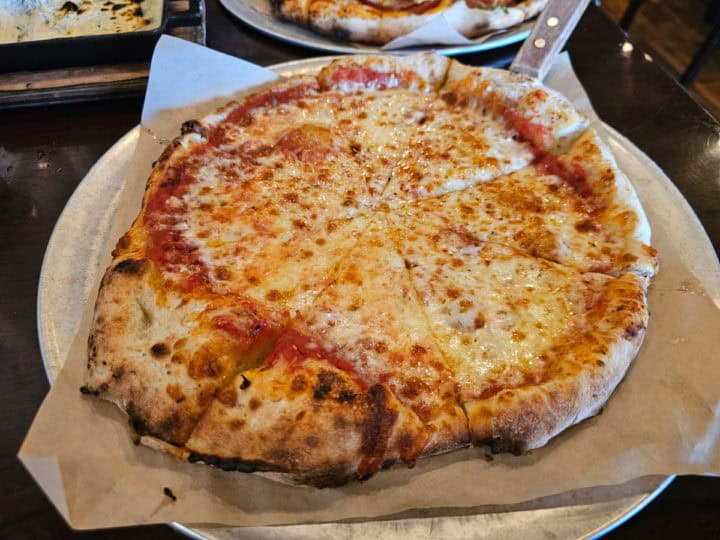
[144,164,209,292]
[502,107,551,151]
[265,329,368,388]
[501,106,600,206]
[326,66,410,90]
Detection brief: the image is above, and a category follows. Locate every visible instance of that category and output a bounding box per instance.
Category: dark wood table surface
[2,3,719,538]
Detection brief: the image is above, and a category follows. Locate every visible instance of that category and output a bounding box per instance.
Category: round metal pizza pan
[217,0,533,56]
[37,59,712,539]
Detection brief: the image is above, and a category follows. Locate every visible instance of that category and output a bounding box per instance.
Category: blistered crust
[185,360,429,487]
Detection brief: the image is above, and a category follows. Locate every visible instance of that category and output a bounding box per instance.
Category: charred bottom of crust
[127,404,152,438]
[188,452,275,473]
[477,436,527,456]
[79,385,100,396]
[308,21,351,43]
[186,452,357,487]
[126,402,185,445]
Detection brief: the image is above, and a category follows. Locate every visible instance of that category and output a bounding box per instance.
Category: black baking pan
[0,0,203,73]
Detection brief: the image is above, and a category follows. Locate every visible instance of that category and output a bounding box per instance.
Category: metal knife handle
[509,0,591,80]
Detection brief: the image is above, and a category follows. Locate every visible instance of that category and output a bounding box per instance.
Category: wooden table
[1,4,719,538]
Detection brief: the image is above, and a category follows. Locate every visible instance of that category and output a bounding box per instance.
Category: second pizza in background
[272,0,547,45]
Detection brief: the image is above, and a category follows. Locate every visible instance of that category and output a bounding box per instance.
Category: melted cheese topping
[0,0,161,44]
[381,100,534,205]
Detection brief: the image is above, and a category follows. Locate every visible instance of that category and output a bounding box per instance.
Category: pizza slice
[389,129,656,276]
[294,214,469,455]
[184,336,429,487]
[388,216,649,453]
[85,259,285,445]
[380,60,589,206]
[318,54,451,197]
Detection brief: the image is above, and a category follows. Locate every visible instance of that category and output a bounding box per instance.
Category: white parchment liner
[20,36,720,530]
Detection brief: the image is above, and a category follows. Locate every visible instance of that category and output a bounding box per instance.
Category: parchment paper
[19,35,720,530]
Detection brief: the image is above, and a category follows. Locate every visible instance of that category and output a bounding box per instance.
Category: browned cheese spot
[305,435,320,448]
[446,287,461,299]
[188,351,222,380]
[411,344,427,357]
[229,419,245,430]
[265,289,282,302]
[166,383,186,404]
[248,398,261,411]
[575,219,600,233]
[314,370,342,400]
[291,374,307,393]
[214,266,231,280]
[459,299,473,313]
[216,384,237,406]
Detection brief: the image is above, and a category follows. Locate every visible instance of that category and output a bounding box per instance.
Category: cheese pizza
[273,0,547,45]
[84,53,656,487]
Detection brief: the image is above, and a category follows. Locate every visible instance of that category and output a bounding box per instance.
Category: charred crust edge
[477,436,527,456]
[187,452,278,473]
[113,258,147,275]
[181,119,207,137]
[186,452,355,488]
[79,385,100,396]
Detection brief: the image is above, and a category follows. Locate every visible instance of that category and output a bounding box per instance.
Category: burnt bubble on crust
[150,342,170,357]
[479,435,527,457]
[79,385,100,396]
[113,258,147,275]
[181,119,207,137]
[60,1,80,12]
[126,402,152,437]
